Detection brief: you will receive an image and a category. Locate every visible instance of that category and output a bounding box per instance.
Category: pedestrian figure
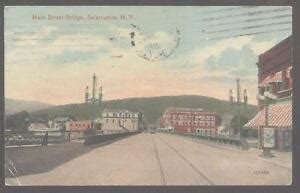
[42,131,48,146]
[45,131,48,146]
[68,132,71,143]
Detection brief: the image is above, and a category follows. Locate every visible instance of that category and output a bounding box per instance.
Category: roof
[28,123,48,130]
[167,107,203,112]
[103,108,130,113]
[102,108,140,114]
[53,117,72,122]
[67,120,91,124]
[244,101,292,129]
[259,35,292,61]
[259,71,282,87]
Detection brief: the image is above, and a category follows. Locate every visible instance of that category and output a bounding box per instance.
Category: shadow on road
[5,141,107,178]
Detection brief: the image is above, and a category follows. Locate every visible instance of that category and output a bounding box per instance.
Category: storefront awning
[259,71,282,87]
[244,101,292,129]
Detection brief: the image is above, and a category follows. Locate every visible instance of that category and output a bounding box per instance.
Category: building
[28,123,48,132]
[160,108,217,134]
[101,109,142,132]
[244,36,292,151]
[28,123,61,136]
[49,117,73,130]
[257,36,292,108]
[66,120,92,132]
[217,114,234,136]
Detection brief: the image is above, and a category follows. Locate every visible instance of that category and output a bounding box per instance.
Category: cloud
[5,24,277,105]
[189,35,276,67]
[190,36,253,65]
[7,26,58,47]
[203,44,257,73]
[50,34,111,52]
[250,40,277,55]
[144,31,174,45]
[177,35,278,84]
[46,50,99,64]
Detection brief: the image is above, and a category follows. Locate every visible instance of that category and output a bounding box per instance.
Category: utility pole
[236,78,241,139]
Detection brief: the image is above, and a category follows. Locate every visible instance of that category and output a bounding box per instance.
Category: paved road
[6,133,292,185]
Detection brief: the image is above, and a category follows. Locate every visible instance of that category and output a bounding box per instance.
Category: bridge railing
[84,131,140,146]
[158,130,242,146]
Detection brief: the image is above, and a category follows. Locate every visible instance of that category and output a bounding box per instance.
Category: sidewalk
[168,133,292,169]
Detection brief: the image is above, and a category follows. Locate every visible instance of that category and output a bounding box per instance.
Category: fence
[158,130,243,146]
[84,131,140,146]
[5,129,142,147]
[5,130,86,146]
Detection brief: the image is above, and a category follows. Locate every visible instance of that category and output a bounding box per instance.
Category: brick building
[257,36,292,108]
[160,108,217,134]
[66,120,92,132]
[245,36,292,151]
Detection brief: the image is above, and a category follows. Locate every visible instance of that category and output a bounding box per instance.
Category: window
[112,119,115,123]
[106,119,108,123]
[266,85,271,92]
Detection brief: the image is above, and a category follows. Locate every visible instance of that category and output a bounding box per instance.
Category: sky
[4,6,292,105]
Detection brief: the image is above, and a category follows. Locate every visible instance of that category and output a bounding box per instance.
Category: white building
[28,123,61,136]
[50,117,73,130]
[101,109,142,132]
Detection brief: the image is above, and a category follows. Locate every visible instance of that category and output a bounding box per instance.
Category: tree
[6,111,30,132]
[215,114,222,126]
[229,114,250,136]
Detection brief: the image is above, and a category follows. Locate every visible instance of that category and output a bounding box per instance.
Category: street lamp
[85,73,103,133]
[257,90,277,157]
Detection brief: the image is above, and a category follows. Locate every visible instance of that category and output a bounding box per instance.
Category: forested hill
[31,95,258,124]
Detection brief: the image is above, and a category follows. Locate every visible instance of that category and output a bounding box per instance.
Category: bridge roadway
[6,132,292,185]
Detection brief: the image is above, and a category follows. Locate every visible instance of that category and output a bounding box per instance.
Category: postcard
[4,6,292,186]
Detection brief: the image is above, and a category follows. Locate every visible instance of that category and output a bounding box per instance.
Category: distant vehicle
[150,130,156,134]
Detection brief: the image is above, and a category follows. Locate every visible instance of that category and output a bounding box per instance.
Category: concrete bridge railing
[84,131,140,146]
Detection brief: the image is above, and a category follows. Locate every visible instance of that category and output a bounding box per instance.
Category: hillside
[5,98,53,115]
[32,95,258,125]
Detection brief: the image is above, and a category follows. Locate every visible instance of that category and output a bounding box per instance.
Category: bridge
[5,132,291,185]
